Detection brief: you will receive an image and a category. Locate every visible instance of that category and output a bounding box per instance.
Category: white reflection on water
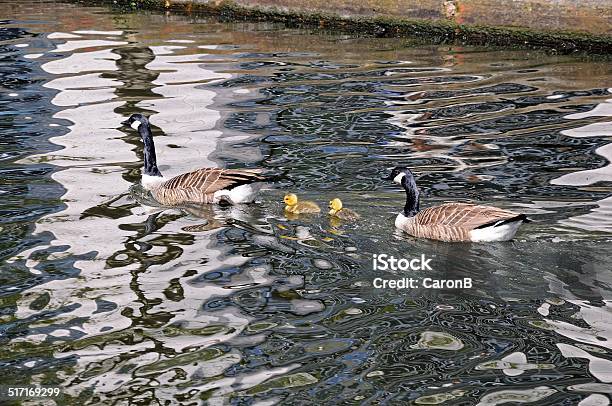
[384,92,507,174]
[54,39,128,53]
[42,48,121,75]
[72,30,124,36]
[12,35,137,344]
[552,98,612,233]
[558,340,612,383]
[548,301,612,351]
[8,33,315,403]
[44,72,121,107]
[140,44,230,171]
[47,32,82,39]
[533,293,612,384]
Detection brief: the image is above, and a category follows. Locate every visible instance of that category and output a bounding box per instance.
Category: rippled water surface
[1,2,612,404]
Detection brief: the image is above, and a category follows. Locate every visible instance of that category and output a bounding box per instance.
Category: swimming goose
[122,114,265,206]
[328,198,360,221]
[385,167,528,242]
[283,193,321,214]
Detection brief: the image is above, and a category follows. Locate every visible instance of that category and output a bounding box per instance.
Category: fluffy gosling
[328,198,359,221]
[283,193,321,214]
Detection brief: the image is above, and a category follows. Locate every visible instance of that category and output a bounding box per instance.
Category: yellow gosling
[283,193,321,214]
[328,198,360,221]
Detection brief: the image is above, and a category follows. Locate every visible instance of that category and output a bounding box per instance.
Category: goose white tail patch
[470,220,523,242]
[131,120,142,130]
[213,183,262,204]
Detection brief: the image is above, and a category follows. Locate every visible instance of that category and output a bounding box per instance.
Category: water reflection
[551,97,612,233]
[11,32,136,346]
[1,2,612,405]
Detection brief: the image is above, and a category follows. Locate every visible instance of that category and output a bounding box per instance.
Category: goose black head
[385,167,415,186]
[121,114,150,132]
[385,166,420,216]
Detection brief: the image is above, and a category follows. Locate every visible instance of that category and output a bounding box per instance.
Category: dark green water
[1,2,612,405]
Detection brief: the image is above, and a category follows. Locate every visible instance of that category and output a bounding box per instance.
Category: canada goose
[385,167,528,242]
[283,193,320,214]
[122,114,265,206]
[328,198,360,221]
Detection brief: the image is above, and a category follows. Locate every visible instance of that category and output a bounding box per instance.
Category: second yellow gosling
[328,198,359,221]
[283,193,321,214]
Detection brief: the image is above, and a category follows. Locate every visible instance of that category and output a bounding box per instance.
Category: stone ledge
[82,0,612,54]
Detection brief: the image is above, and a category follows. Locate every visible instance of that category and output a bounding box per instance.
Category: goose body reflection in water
[130,183,263,233]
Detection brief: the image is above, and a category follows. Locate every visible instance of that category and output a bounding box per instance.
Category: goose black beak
[383,172,393,181]
[121,119,130,127]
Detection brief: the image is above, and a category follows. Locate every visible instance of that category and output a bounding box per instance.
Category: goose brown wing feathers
[162,168,264,193]
[414,203,520,229]
[403,203,523,242]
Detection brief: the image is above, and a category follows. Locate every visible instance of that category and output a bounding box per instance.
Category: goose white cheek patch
[393,173,406,184]
[131,120,142,130]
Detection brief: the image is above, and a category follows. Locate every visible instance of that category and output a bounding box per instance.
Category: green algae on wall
[84,0,612,53]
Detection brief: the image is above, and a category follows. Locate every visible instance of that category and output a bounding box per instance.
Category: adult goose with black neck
[122,114,265,206]
[385,167,528,242]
